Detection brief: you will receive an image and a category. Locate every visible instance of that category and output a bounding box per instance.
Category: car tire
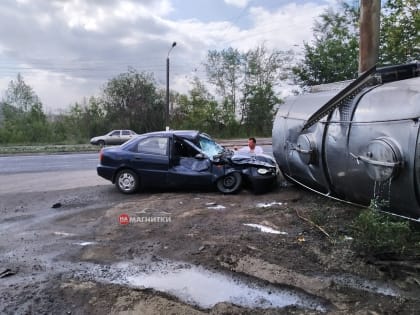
[216,172,242,194]
[98,140,105,147]
[116,169,139,194]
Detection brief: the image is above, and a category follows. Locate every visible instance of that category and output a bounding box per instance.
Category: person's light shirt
[237,145,263,154]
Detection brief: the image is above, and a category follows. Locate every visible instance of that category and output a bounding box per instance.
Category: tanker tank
[272,63,420,220]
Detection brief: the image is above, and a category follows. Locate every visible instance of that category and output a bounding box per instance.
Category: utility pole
[359,0,381,74]
[166,42,176,131]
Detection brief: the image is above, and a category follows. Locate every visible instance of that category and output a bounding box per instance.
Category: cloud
[224,0,250,8]
[250,2,327,47]
[0,0,330,111]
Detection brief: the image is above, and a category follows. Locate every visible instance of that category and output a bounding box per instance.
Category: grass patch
[351,201,420,257]
[0,144,100,155]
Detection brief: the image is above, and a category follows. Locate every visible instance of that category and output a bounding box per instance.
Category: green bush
[351,202,412,256]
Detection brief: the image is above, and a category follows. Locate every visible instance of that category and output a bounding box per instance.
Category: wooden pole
[359,0,381,74]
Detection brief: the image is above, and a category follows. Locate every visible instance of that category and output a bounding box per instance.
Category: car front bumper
[244,168,278,193]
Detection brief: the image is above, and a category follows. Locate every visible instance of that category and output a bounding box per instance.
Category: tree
[53,97,107,144]
[204,45,287,136]
[242,84,279,136]
[204,47,243,119]
[294,0,419,87]
[241,45,285,135]
[101,68,165,133]
[3,73,41,112]
[293,2,359,86]
[0,73,49,143]
[171,78,222,135]
[81,97,106,138]
[380,0,420,64]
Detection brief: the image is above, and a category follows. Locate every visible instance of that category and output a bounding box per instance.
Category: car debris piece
[0,268,16,278]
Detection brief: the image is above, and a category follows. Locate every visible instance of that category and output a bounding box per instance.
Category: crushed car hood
[230,152,277,168]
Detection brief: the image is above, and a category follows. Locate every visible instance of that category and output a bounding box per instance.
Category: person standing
[237,137,263,154]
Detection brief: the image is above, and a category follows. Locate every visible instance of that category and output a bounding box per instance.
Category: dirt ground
[1,177,419,314]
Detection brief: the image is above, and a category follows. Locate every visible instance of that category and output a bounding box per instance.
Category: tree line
[0,0,418,145]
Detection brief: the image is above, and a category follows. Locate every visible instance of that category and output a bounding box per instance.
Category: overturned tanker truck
[272,63,420,220]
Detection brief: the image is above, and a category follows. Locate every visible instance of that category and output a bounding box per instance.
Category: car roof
[143,130,201,141]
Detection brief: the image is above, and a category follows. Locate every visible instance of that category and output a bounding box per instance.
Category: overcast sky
[0,0,341,113]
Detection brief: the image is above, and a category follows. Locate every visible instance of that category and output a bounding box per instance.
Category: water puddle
[205,202,226,210]
[53,231,76,237]
[73,241,96,246]
[256,201,286,208]
[207,205,226,210]
[244,223,287,235]
[125,262,326,311]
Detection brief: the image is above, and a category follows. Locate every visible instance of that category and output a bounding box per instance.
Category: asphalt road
[0,153,100,174]
[0,152,106,194]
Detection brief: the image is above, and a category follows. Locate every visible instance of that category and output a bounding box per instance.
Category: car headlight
[257,168,270,175]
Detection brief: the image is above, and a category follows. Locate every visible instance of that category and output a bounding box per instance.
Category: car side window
[122,130,130,136]
[110,131,120,136]
[138,137,168,155]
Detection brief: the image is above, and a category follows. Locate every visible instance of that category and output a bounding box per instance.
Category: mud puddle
[72,260,326,312]
[125,262,325,311]
[45,258,328,311]
[79,260,404,310]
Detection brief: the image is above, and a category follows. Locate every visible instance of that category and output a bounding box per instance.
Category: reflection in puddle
[126,262,325,311]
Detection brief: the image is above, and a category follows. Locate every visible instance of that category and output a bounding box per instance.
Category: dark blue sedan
[97,130,278,194]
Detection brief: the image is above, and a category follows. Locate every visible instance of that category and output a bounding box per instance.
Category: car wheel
[216,172,242,194]
[98,140,105,147]
[116,169,139,194]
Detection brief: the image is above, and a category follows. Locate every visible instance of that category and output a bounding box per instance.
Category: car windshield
[198,135,223,158]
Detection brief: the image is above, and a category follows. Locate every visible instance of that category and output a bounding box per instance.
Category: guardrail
[218,138,272,148]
